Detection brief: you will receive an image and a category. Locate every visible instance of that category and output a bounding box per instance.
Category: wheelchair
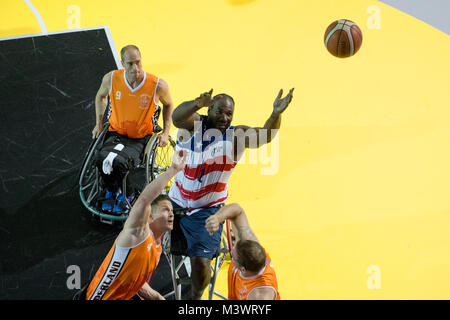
[78,122,176,225]
[161,213,235,300]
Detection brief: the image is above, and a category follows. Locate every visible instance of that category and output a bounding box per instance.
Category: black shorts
[95,131,151,190]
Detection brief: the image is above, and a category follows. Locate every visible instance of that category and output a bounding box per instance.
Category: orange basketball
[324,19,362,58]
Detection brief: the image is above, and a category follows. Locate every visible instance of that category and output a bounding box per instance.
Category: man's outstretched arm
[234,88,294,150]
[123,150,187,230]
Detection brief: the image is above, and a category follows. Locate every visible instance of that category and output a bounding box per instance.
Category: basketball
[324,19,362,58]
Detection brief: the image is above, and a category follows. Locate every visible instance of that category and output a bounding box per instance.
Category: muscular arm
[92,71,113,138]
[233,88,294,152]
[171,99,202,131]
[233,112,282,150]
[118,150,187,247]
[156,78,173,136]
[205,203,258,243]
[124,168,176,228]
[172,89,213,131]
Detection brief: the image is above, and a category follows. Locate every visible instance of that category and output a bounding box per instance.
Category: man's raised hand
[273,88,294,115]
[195,89,214,108]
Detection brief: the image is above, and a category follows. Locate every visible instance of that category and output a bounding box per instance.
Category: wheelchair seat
[78,122,175,225]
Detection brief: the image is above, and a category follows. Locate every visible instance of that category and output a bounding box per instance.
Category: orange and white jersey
[108,69,161,139]
[228,253,281,300]
[85,230,162,300]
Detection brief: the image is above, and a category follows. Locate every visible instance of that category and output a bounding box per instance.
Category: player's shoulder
[101,70,116,83]
[247,286,276,300]
[105,69,119,77]
[155,77,169,91]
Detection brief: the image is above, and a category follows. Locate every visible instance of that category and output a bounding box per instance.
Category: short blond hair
[235,240,266,272]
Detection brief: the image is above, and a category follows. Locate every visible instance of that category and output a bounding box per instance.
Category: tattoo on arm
[236,225,258,242]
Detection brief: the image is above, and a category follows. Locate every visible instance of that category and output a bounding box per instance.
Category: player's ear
[148,205,156,222]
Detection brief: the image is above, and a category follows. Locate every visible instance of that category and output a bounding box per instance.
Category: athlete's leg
[190,256,211,300]
[177,206,224,300]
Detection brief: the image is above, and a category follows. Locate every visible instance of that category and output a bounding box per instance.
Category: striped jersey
[108,69,161,139]
[228,253,280,300]
[85,230,162,300]
[168,115,238,213]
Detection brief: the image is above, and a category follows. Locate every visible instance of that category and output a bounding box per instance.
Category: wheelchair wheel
[78,124,129,223]
[79,126,108,212]
[145,134,176,194]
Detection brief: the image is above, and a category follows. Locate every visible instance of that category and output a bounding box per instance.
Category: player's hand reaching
[273,88,294,115]
[195,89,214,108]
[171,149,188,172]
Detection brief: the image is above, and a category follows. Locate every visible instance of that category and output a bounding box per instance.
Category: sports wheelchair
[78,122,176,225]
[161,214,235,300]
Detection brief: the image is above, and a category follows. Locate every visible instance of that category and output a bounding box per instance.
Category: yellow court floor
[2,0,449,299]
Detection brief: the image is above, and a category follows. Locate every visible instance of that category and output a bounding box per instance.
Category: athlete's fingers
[276,89,283,100]
[287,88,294,100]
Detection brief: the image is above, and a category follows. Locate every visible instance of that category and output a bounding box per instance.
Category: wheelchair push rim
[145,134,176,192]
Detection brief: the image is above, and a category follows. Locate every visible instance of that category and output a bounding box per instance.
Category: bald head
[213,93,234,107]
[120,45,144,81]
[120,45,141,61]
[207,93,235,132]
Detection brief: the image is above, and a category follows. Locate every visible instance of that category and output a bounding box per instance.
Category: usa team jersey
[168,116,238,213]
[85,230,162,300]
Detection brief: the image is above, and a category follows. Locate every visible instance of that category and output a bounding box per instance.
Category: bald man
[92,45,174,214]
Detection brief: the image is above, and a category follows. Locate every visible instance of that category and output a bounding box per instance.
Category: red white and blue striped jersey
[168,116,237,214]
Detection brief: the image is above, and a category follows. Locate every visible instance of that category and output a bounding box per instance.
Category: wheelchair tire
[145,134,176,193]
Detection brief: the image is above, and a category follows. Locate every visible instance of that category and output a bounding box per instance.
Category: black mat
[0,28,185,299]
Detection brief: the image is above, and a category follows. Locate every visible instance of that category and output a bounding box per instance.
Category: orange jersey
[108,69,161,138]
[228,253,280,300]
[86,230,162,300]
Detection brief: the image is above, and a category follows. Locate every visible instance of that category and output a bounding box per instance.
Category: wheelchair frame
[162,220,234,300]
[78,123,176,224]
